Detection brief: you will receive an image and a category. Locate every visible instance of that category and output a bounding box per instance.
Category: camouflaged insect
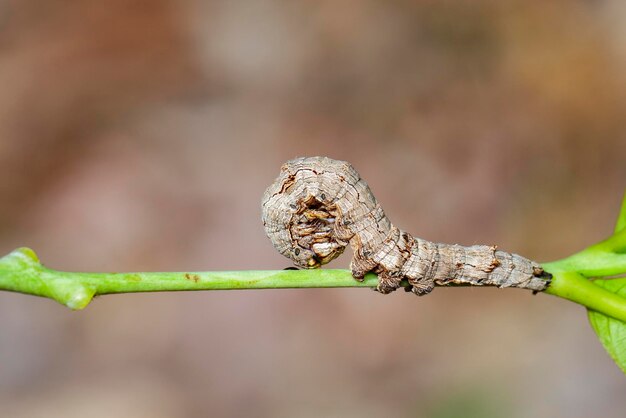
[262,157,551,295]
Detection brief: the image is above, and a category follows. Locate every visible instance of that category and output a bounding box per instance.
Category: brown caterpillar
[261,156,551,295]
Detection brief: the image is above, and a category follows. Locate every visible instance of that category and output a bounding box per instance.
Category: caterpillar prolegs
[261,157,551,295]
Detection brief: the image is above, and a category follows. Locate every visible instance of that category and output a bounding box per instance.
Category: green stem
[543,271,626,323]
[0,247,383,310]
[3,233,626,319]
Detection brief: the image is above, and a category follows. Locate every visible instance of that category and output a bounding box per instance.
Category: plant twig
[0,247,388,309]
[543,271,626,323]
[1,239,626,318]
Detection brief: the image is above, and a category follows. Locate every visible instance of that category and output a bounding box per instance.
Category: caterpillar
[261,156,551,295]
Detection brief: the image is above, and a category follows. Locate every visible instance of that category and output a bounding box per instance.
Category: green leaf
[615,191,626,234]
[588,278,626,374]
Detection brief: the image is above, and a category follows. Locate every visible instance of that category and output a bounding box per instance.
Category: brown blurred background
[0,1,625,417]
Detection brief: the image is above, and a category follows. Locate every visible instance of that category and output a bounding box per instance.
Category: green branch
[0,247,383,309]
[543,271,626,323]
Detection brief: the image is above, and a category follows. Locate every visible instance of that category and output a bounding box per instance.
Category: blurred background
[1,1,625,417]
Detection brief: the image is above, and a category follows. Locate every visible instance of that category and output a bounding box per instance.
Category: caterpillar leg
[407,277,435,296]
[375,270,403,294]
[349,256,377,282]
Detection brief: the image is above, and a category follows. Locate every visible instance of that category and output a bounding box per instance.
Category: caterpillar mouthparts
[261,156,551,295]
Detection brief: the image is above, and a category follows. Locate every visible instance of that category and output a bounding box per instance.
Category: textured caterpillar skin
[262,157,551,295]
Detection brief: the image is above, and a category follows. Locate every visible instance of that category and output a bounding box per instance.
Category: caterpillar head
[287,195,346,268]
[263,193,346,269]
[262,158,349,269]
